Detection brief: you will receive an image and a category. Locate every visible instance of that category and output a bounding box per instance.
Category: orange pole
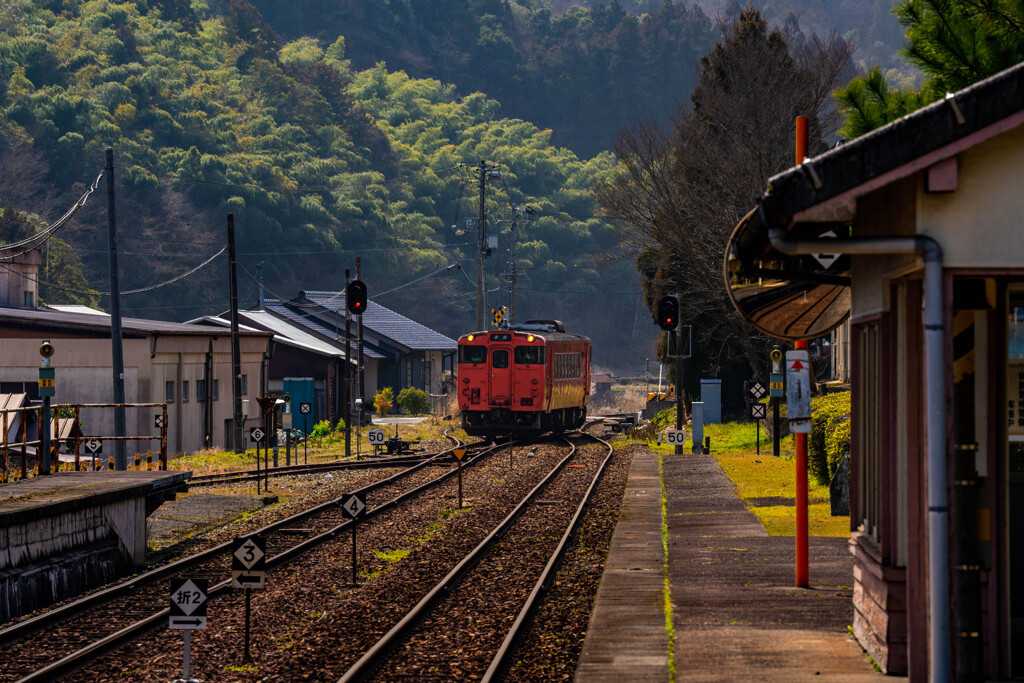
[794,115,810,588]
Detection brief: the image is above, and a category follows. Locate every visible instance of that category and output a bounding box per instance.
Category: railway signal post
[232,535,267,662]
[454,448,467,508]
[169,577,208,682]
[341,493,367,587]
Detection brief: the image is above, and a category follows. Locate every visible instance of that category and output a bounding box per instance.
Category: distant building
[195,291,457,422]
[0,306,270,455]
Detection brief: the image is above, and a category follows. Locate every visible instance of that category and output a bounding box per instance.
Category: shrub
[309,419,332,440]
[808,391,851,485]
[373,387,395,415]
[334,418,346,432]
[397,387,430,414]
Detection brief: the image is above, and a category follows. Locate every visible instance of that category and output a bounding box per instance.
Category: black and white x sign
[341,493,367,520]
[750,403,767,420]
[299,402,312,415]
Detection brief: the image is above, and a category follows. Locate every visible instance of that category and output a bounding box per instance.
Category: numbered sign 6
[665,429,686,446]
[367,429,386,445]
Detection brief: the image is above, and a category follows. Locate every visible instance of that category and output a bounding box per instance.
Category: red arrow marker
[790,359,804,370]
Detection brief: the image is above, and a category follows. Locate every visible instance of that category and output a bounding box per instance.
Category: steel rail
[187,455,432,487]
[0,434,471,648]
[338,436,580,683]
[9,438,511,683]
[481,428,615,681]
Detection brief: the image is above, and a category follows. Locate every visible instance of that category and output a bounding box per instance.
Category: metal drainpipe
[768,228,948,683]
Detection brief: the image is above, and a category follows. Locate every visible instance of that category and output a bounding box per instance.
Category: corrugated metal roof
[47,305,109,316]
[0,307,270,337]
[300,291,457,351]
[263,303,386,359]
[191,312,355,360]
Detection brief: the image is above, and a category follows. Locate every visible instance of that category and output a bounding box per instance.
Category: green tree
[596,8,853,391]
[836,0,1024,138]
[397,387,430,414]
[373,387,395,415]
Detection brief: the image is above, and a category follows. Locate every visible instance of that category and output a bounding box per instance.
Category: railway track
[187,453,433,488]
[340,427,615,682]
[0,435,508,682]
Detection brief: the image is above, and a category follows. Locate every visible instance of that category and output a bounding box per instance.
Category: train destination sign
[724,208,850,341]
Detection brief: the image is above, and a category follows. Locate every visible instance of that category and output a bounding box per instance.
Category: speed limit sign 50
[665,429,686,446]
[367,429,386,445]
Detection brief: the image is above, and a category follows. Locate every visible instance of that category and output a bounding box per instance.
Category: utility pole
[508,205,531,325]
[356,258,365,451]
[105,148,127,470]
[227,214,245,453]
[473,160,501,330]
[344,268,352,459]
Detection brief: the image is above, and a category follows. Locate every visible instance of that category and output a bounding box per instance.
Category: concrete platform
[0,471,189,623]
[576,447,892,682]
[0,471,189,526]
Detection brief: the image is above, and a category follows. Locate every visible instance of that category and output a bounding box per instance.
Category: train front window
[459,345,487,364]
[492,350,509,369]
[515,347,544,365]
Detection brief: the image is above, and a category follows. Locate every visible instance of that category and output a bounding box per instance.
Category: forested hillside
[253,0,911,158]
[250,0,718,158]
[0,0,649,368]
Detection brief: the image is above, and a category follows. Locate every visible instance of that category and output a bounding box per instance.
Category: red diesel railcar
[457,320,591,437]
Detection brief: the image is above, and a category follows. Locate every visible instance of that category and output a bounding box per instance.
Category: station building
[734,62,1024,680]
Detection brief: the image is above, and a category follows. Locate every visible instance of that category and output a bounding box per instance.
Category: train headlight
[467,334,475,341]
[527,335,534,342]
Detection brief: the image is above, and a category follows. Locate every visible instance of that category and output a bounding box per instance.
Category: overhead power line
[0,170,104,260]
[0,246,226,298]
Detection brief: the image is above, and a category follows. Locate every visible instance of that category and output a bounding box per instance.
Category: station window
[240,374,248,396]
[182,381,189,403]
[165,381,175,403]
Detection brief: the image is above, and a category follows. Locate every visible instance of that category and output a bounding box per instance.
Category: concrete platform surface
[0,471,190,526]
[577,446,892,682]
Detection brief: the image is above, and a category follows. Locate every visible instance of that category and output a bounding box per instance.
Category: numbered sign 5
[367,429,386,445]
[665,429,686,446]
